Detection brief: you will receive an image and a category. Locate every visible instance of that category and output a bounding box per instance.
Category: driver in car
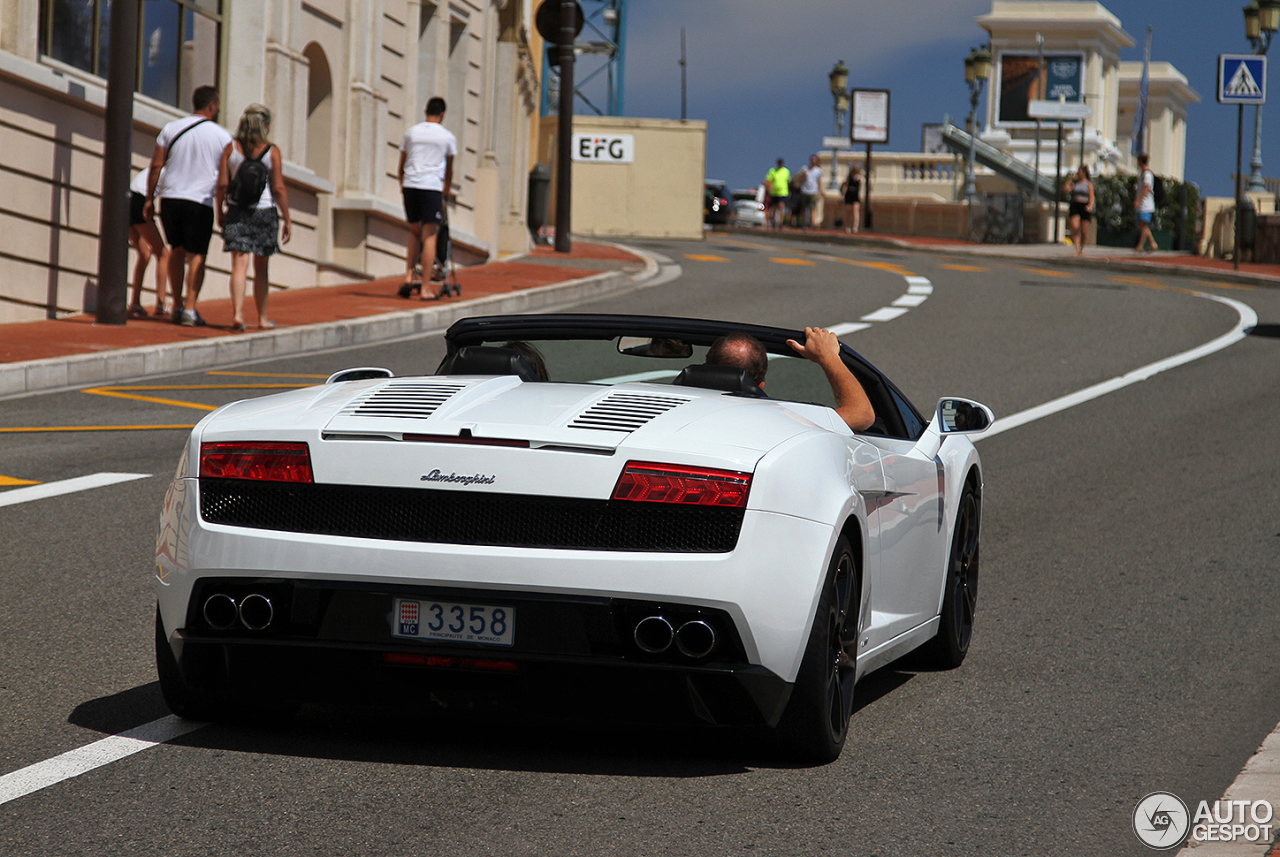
[706,327,875,432]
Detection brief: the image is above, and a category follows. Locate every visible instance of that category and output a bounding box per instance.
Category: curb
[0,265,644,399]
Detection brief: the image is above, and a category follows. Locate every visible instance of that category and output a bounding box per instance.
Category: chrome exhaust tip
[238,593,274,631]
[203,593,239,631]
[675,620,716,659]
[633,615,674,653]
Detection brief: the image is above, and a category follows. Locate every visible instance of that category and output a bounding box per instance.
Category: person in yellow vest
[765,158,791,229]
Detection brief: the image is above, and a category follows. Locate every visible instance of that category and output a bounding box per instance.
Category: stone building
[0,0,542,324]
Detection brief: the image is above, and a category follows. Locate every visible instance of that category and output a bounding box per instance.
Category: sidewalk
[2,231,1276,398]
[0,242,652,398]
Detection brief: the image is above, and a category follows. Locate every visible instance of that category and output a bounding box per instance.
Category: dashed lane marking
[769,257,817,266]
[0,473,150,508]
[684,254,729,262]
[939,263,990,272]
[1019,265,1075,278]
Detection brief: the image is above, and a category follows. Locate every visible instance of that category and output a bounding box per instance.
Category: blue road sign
[1219,54,1266,104]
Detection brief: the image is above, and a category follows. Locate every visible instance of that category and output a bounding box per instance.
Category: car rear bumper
[164,577,794,726]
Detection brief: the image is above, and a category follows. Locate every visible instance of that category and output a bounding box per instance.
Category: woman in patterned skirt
[216,104,292,331]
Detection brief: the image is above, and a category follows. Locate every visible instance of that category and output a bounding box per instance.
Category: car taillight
[199,441,314,482]
[612,461,751,508]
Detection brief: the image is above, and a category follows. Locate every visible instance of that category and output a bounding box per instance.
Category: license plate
[392,598,514,646]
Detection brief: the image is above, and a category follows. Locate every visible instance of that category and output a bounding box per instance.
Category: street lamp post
[962,45,992,200]
[829,60,849,191]
[1244,0,1280,192]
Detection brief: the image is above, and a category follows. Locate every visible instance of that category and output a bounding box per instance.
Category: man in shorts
[1134,152,1158,253]
[765,158,791,229]
[144,85,232,325]
[398,97,457,298]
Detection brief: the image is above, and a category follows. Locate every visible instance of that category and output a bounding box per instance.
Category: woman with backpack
[216,103,292,331]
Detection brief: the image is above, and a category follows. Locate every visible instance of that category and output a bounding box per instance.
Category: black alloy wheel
[919,481,981,669]
[775,536,860,763]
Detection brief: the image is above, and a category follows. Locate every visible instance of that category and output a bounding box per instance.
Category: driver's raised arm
[786,327,875,432]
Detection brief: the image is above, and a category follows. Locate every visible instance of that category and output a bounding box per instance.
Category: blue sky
[594,0,1275,199]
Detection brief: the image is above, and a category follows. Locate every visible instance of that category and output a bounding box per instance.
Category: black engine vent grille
[199,479,744,553]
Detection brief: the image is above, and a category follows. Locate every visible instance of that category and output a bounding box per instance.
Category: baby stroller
[432,210,461,298]
[397,208,461,299]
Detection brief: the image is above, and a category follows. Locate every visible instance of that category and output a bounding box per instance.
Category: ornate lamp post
[829,60,850,191]
[1244,0,1280,191]
[962,45,992,200]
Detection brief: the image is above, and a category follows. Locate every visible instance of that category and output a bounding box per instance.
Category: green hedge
[1087,172,1199,237]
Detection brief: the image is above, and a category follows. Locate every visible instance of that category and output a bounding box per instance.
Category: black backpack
[1152,174,1166,207]
[227,144,271,208]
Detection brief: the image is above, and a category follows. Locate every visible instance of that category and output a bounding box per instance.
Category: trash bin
[527,163,551,240]
[1238,195,1257,250]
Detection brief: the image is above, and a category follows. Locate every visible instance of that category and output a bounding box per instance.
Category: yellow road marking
[206,371,329,378]
[1020,266,1075,278]
[715,238,770,250]
[770,257,816,266]
[82,383,306,412]
[1110,275,1162,286]
[828,257,918,277]
[940,263,990,272]
[0,474,40,486]
[684,254,730,262]
[0,425,196,433]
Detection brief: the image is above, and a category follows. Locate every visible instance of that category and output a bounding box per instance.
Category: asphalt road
[2,234,1278,855]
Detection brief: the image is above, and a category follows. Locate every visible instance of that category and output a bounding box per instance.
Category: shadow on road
[66,667,920,777]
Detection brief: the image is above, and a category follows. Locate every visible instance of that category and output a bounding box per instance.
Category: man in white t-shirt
[796,154,823,228]
[397,97,457,299]
[1134,152,1158,253]
[143,85,233,325]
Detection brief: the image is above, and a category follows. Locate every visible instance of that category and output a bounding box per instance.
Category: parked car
[704,180,732,225]
[154,313,991,763]
[733,187,766,226]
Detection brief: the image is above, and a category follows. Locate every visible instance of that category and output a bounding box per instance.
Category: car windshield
[462,337,839,410]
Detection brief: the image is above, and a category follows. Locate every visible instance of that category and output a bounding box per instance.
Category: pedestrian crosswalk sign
[1219,54,1266,104]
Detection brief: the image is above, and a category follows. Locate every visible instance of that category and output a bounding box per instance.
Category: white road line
[829,322,872,336]
[0,473,150,508]
[891,294,930,307]
[861,307,909,323]
[982,294,1256,439]
[0,715,204,806]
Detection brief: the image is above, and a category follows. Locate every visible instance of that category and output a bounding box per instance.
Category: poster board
[851,90,890,144]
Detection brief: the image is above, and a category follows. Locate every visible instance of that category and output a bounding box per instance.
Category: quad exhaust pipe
[202,593,275,631]
[632,615,716,658]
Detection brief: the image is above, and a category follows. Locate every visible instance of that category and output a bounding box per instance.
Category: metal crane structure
[540,0,627,117]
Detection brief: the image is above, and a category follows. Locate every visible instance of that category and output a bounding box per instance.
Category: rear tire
[917,481,980,669]
[773,535,860,764]
[155,606,216,720]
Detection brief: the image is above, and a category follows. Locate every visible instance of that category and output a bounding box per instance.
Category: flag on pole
[1131,26,1151,155]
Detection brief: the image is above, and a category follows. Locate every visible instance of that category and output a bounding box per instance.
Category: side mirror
[936,398,994,434]
[326,367,394,384]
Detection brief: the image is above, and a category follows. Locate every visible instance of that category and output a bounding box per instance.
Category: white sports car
[154,314,991,762]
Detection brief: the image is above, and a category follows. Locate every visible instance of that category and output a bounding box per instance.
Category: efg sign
[571,133,634,163]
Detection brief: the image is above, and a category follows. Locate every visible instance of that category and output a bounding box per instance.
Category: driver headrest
[438,346,541,382]
[672,363,766,397]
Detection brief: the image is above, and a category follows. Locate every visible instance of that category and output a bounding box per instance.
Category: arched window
[303,43,333,179]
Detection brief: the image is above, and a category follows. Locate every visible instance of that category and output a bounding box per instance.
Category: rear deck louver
[569,391,690,432]
[339,380,469,419]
